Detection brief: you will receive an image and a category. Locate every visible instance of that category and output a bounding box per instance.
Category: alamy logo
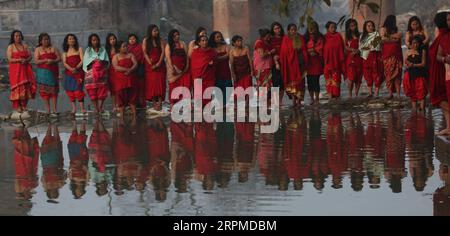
[170,79,280,134]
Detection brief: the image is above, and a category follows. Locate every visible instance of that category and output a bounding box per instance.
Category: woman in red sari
[345,19,363,97]
[280,24,308,107]
[62,34,86,116]
[34,33,61,116]
[404,36,428,112]
[230,35,254,103]
[254,29,276,105]
[143,25,166,112]
[127,34,146,109]
[323,21,345,99]
[381,15,403,99]
[209,31,232,106]
[430,12,450,135]
[305,21,324,104]
[437,12,450,134]
[165,30,191,108]
[106,33,119,112]
[271,22,285,104]
[190,35,218,107]
[360,21,384,97]
[112,41,138,119]
[6,30,36,116]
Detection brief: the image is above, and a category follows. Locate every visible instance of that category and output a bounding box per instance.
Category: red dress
[345,38,363,84]
[429,29,448,106]
[168,47,192,105]
[382,40,404,93]
[215,51,232,81]
[36,51,59,99]
[9,48,36,109]
[271,36,283,56]
[128,43,146,107]
[232,55,253,98]
[145,47,167,100]
[191,48,218,106]
[115,56,137,107]
[280,35,308,100]
[306,35,324,76]
[323,32,345,98]
[254,39,274,89]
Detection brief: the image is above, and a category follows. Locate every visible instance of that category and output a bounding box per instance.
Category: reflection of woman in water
[385,110,406,193]
[194,122,218,191]
[284,111,307,191]
[170,122,194,193]
[235,123,255,184]
[13,127,39,201]
[309,111,328,191]
[216,122,234,188]
[405,113,435,192]
[434,161,450,216]
[68,120,90,199]
[40,124,66,201]
[327,112,346,189]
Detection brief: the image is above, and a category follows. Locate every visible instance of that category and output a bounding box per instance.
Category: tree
[276,0,380,29]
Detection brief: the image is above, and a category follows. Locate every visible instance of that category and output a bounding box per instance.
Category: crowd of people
[3,12,450,134]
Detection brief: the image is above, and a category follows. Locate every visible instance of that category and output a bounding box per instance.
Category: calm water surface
[1,104,449,216]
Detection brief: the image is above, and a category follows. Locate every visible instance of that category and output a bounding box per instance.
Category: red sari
[254,39,274,89]
[64,54,85,102]
[9,47,36,109]
[429,29,448,106]
[439,33,450,105]
[280,34,308,100]
[128,43,146,107]
[382,40,403,93]
[232,55,253,98]
[306,35,324,76]
[345,38,363,84]
[168,47,192,105]
[145,47,167,100]
[191,48,217,106]
[13,128,39,197]
[36,51,59,99]
[323,32,345,98]
[115,56,137,107]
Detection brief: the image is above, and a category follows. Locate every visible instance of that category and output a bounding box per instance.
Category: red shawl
[429,29,448,106]
[190,48,217,82]
[323,32,345,74]
[280,34,308,86]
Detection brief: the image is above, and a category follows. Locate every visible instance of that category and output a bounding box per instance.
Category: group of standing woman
[4,12,450,135]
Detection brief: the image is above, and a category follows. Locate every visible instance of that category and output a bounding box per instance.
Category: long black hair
[271,22,285,37]
[168,29,180,55]
[305,21,323,43]
[382,15,398,35]
[105,33,118,56]
[434,11,448,30]
[259,28,271,38]
[345,18,360,41]
[9,30,24,45]
[87,33,101,48]
[38,33,51,47]
[62,34,80,52]
[194,27,207,46]
[361,21,376,42]
[145,24,161,54]
[208,31,226,48]
[407,16,424,34]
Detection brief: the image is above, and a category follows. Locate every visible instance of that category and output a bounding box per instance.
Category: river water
[1,94,449,215]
